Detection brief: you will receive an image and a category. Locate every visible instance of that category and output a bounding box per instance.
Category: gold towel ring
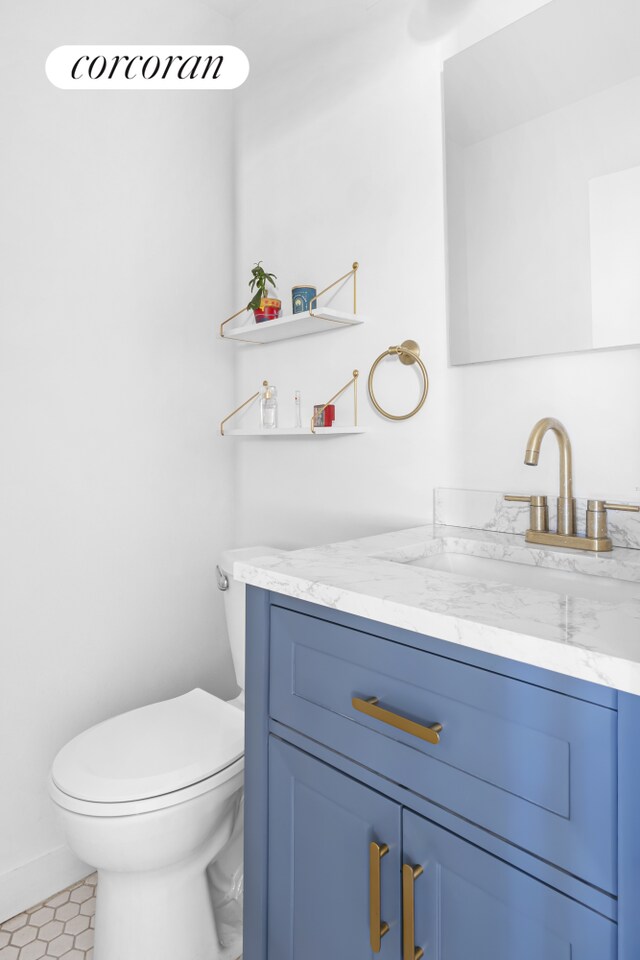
[368,340,429,421]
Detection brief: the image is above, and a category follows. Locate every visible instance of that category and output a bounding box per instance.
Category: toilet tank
[219,546,281,692]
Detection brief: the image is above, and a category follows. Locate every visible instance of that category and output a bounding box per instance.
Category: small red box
[323,404,335,427]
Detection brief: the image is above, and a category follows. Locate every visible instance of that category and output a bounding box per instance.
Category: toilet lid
[51,689,244,803]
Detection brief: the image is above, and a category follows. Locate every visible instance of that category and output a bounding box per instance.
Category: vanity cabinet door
[402,810,617,960]
[268,737,402,960]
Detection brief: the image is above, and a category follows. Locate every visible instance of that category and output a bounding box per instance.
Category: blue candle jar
[292,285,317,314]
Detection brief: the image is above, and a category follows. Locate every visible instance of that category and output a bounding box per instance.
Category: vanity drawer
[269,605,617,894]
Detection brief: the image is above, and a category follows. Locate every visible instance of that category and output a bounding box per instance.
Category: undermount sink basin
[406,550,640,603]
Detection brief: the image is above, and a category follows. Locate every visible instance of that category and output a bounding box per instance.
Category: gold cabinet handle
[402,863,424,960]
[353,697,443,745]
[369,841,390,952]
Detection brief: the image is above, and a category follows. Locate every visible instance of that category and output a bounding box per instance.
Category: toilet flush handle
[216,566,229,591]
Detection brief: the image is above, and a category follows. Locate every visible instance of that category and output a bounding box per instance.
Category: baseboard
[0,846,90,923]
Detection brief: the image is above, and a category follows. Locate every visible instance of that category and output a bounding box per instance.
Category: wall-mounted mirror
[444,0,640,365]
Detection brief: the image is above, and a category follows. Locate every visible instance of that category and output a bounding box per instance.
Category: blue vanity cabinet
[265,738,615,960]
[403,809,616,960]
[244,588,636,960]
[267,737,402,960]
[268,604,617,893]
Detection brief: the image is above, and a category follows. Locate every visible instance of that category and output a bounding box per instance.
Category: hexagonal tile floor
[0,875,242,960]
[0,875,96,960]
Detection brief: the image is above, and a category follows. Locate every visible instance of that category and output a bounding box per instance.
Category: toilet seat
[51,689,244,815]
[49,755,244,818]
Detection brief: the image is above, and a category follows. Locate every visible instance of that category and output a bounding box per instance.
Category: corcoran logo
[46,45,249,90]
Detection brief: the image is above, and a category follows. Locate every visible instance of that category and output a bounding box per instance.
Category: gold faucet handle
[504,495,549,533]
[586,500,640,542]
[504,494,547,505]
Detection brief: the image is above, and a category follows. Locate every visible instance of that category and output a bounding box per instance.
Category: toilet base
[94,863,225,960]
[51,768,244,960]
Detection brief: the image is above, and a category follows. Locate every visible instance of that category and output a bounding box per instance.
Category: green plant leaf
[247,262,276,302]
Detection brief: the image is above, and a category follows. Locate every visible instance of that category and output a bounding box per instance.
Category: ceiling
[209,0,385,22]
[208,0,255,19]
[208,0,398,67]
[209,0,483,62]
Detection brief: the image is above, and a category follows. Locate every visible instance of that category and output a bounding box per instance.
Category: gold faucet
[524,417,575,536]
[505,417,639,552]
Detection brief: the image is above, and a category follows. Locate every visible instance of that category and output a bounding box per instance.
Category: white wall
[233,0,640,551]
[233,4,449,548]
[0,0,237,919]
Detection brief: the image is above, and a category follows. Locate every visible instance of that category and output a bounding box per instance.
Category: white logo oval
[46,45,249,90]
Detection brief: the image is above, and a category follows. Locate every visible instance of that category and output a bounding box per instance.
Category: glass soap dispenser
[260,380,278,429]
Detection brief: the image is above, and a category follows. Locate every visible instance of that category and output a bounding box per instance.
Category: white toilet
[49,545,277,960]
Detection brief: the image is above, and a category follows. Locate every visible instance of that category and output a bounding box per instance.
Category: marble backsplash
[435,488,640,551]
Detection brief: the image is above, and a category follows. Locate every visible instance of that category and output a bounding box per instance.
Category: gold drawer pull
[369,841,390,952]
[352,696,443,745]
[402,863,424,960]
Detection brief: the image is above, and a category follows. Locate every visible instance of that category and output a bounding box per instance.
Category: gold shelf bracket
[310,370,360,433]
[309,261,360,320]
[220,383,266,435]
[220,305,252,341]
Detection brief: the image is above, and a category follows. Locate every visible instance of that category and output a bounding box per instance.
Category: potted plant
[247,262,281,323]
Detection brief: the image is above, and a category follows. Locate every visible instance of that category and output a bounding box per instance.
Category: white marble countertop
[235,524,640,695]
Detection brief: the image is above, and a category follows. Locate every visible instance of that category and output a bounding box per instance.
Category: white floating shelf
[223,426,365,437]
[222,308,365,344]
